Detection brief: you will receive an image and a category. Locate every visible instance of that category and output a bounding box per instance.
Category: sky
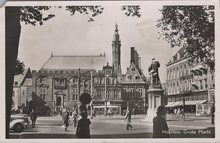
[18,3,180,83]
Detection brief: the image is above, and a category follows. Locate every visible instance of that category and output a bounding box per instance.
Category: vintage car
[10,114,29,132]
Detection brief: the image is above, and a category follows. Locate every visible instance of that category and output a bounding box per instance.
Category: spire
[51,52,53,57]
[115,22,118,32]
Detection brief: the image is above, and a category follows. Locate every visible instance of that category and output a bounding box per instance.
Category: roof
[23,78,32,86]
[14,68,32,86]
[103,62,112,70]
[40,55,107,71]
[167,47,187,66]
[121,62,146,84]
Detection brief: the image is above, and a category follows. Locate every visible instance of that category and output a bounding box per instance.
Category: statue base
[144,84,164,122]
[143,108,156,123]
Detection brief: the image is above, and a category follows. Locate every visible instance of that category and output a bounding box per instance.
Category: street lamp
[211,100,215,124]
[104,72,109,116]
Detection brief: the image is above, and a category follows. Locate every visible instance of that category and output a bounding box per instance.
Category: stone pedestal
[144,85,164,122]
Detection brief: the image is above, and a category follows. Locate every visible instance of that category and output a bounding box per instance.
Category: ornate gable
[121,62,146,83]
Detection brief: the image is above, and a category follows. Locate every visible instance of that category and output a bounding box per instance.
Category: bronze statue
[148,58,161,86]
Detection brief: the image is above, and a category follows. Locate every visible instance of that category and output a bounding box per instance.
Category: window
[204,79,208,89]
[40,87,46,100]
[106,78,110,85]
[139,88,143,96]
[14,81,18,86]
[185,81,188,91]
[200,80,203,90]
[132,68,135,71]
[136,76,140,80]
[128,76,132,80]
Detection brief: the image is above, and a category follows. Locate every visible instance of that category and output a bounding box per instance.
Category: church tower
[112,23,121,75]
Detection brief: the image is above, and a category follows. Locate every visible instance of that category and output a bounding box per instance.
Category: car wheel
[14,123,23,132]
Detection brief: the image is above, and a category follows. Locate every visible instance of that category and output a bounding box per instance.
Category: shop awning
[185,100,207,105]
[165,101,182,107]
[93,105,118,109]
[165,100,207,107]
[165,102,175,107]
[173,101,182,107]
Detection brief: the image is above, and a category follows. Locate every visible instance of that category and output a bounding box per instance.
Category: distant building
[32,24,124,114]
[32,24,152,115]
[92,63,123,115]
[13,68,32,110]
[166,47,215,113]
[121,47,148,114]
[32,54,107,112]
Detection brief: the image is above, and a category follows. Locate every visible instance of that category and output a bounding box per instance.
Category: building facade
[121,47,148,114]
[92,63,122,115]
[13,68,32,111]
[32,55,107,112]
[32,24,124,114]
[166,47,215,113]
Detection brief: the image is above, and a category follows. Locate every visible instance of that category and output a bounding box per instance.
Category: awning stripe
[165,100,207,107]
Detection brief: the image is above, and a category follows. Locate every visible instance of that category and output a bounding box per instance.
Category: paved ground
[9,114,215,138]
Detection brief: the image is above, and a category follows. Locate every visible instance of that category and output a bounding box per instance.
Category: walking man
[76,110,91,138]
[30,109,37,128]
[72,109,78,128]
[63,110,69,131]
[153,105,169,138]
[124,109,132,130]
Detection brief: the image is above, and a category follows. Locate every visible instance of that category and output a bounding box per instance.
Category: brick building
[166,47,215,113]
[121,47,148,114]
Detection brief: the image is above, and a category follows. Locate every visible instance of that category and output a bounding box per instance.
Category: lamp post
[211,100,215,124]
[104,72,109,116]
[78,69,81,109]
[182,97,185,121]
[90,70,93,116]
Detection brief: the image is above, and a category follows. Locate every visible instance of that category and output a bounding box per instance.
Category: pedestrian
[177,108,181,118]
[174,108,177,116]
[72,110,78,128]
[63,110,70,131]
[76,110,91,138]
[30,109,37,128]
[153,105,169,138]
[108,108,111,118]
[124,109,132,130]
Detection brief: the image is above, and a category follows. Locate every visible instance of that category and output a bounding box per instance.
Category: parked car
[10,118,26,132]
[10,114,29,132]
[11,114,29,126]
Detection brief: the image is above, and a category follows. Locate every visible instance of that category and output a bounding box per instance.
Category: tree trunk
[6,7,21,138]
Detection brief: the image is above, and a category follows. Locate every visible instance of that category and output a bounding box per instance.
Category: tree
[157,6,215,69]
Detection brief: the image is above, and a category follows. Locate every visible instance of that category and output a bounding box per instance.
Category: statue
[148,58,161,86]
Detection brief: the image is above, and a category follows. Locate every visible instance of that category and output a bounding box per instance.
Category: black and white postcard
[0,0,219,142]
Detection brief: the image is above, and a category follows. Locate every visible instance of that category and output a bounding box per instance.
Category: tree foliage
[19,6,104,25]
[14,59,25,75]
[157,6,215,69]
[66,6,104,22]
[20,6,55,25]
[121,5,141,17]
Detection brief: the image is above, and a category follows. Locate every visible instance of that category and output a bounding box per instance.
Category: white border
[0,0,219,143]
